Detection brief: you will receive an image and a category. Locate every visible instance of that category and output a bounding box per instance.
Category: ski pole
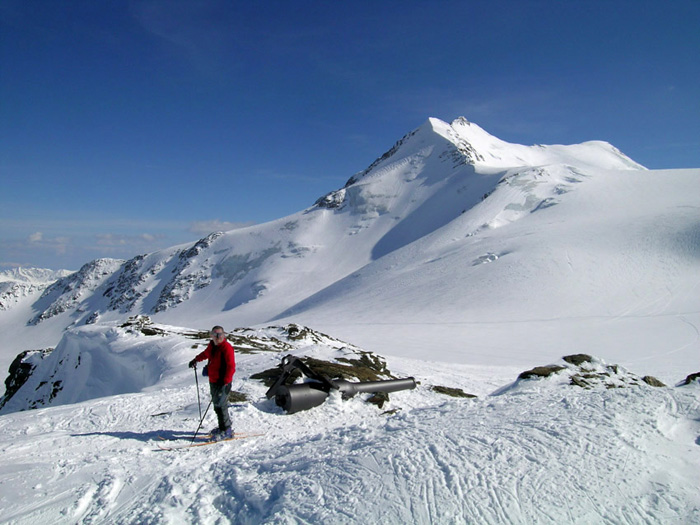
[192,400,212,443]
[194,364,202,422]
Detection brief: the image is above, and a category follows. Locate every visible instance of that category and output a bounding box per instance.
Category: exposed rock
[350,129,419,184]
[314,188,347,209]
[518,365,566,380]
[642,376,666,388]
[366,391,389,409]
[570,375,590,388]
[441,118,486,166]
[563,354,594,366]
[153,233,224,313]
[431,385,477,399]
[0,349,53,409]
[518,355,669,391]
[120,315,160,336]
[227,390,248,403]
[102,254,151,312]
[84,312,100,325]
[28,258,123,325]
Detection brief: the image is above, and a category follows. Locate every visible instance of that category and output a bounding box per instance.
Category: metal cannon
[265,355,416,414]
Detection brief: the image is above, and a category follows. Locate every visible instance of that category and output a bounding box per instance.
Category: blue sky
[1,0,699,271]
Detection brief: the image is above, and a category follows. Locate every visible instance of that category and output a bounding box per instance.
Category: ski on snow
[156,432,263,450]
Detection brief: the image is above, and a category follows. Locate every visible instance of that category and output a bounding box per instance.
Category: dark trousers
[210,382,232,431]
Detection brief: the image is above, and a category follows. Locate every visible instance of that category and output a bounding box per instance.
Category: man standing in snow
[189,326,236,440]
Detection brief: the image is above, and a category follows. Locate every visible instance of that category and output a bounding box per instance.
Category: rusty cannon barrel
[274,377,417,414]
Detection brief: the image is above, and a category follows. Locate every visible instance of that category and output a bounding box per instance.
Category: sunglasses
[211,332,225,338]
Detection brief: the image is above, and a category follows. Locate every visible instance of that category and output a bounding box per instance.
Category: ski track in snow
[1,366,699,524]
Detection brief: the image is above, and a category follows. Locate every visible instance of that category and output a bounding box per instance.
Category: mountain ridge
[1,117,697,384]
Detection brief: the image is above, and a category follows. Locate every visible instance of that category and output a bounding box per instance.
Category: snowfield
[1,117,699,523]
[0,324,699,524]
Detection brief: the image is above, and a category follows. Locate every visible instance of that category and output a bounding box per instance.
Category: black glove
[188,359,197,369]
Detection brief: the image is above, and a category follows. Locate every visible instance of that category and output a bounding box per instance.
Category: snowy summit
[0,117,699,523]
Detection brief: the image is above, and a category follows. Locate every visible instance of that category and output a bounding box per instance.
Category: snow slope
[276,166,700,383]
[0,323,698,524]
[2,116,694,381]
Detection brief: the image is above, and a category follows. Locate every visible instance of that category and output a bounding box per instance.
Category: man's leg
[210,383,232,433]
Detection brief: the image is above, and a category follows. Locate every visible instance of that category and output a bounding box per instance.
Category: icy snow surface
[0,324,699,524]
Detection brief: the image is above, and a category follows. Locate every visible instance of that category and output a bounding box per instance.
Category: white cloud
[95,234,127,247]
[28,232,43,242]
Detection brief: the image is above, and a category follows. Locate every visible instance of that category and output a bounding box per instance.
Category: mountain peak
[429,117,646,170]
[342,117,644,193]
[314,116,645,217]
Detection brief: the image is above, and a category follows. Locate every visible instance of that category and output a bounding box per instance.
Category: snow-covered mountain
[2,115,698,385]
[0,119,661,342]
[2,117,697,380]
[0,117,699,523]
[0,267,74,285]
[0,267,74,312]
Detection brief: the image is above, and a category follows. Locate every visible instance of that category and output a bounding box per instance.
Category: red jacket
[194,340,236,385]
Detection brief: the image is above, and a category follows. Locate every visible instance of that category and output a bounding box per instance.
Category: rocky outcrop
[0,349,53,410]
[518,354,667,389]
[102,254,152,313]
[153,233,224,313]
[28,259,124,325]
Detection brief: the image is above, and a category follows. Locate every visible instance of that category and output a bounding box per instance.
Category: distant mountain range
[0,267,74,312]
